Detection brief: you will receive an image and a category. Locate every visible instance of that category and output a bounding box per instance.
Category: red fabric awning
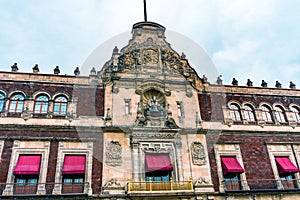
[13,155,41,175]
[275,157,299,174]
[62,155,86,174]
[221,157,244,175]
[145,154,173,172]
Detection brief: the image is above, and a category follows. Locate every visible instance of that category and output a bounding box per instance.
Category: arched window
[291,106,300,123]
[229,104,241,121]
[274,106,286,123]
[0,93,5,112]
[53,96,68,115]
[8,94,25,113]
[261,105,272,122]
[243,105,255,122]
[34,95,49,114]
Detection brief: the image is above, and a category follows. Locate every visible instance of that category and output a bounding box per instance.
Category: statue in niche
[191,142,206,165]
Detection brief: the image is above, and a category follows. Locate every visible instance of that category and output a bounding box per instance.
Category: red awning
[275,157,299,174]
[145,154,173,172]
[62,155,86,174]
[13,155,41,175]
[221,157,245,175]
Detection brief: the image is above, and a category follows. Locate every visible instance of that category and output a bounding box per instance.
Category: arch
[52,92,70,101]
[33,94,50,114]
[32,91,51,100]
[8,93,25,113]
[228,103,242,121]
[227,100,242,108]
[274,105,286,123]
[260,104,273,123]
[8,90,27,99]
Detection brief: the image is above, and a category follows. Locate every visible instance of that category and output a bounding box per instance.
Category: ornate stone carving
[105,141,122,166]
[142,48,159,64]
[191,142,206,165]
[194,177,209,186]
[103,178,123,189]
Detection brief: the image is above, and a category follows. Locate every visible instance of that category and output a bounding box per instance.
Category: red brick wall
[74,87,105,117]
[0,139,13,183]
[198,93,225,121]
[207,133,300,191]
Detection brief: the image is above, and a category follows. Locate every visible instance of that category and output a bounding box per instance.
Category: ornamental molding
[105,141,122,166]
[191,141,206,166]
[131,132,179,140]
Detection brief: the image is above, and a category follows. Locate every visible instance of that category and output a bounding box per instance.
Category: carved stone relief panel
[106,141,122,166]
[191,142,206,166]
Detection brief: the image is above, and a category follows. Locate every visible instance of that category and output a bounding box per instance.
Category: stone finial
[290,81,296,89]
[11,63,18,72]
[32,64,39,74]
[246,79,253,87]
[232,78,238,86]
[90,67,96,76]
[275,81,282,88]
[202,75,208,83]
[181,52,186,59]
[261,80,268,87]
[113,46,119,55]
[53,66,60,74]
[216,75,223,85]
[74,67,80,76]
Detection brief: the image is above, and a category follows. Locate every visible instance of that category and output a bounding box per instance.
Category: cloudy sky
[0,0,300,88]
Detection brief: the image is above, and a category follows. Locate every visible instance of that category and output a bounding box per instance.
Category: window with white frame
[34,95,49,114]
[229,104,241,121]
[261,105,273,122]
[214,143,248,193]
[8,93,25,113]
[274,106,286,123]
[53,96,68,115]
[243,105,255,122]
[291,106,300,123]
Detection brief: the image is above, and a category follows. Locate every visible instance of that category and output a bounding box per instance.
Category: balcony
[224,178,300,192]
[127,178,193,193]
[0,182,89,196]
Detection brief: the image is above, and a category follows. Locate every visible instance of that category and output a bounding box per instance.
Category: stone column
[175,139,184,181]
[131,142,140,181]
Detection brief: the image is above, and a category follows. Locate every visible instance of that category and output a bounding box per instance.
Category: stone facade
[0,21,299,200]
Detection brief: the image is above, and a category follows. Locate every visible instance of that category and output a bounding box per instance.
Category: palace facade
[0,21,300,200]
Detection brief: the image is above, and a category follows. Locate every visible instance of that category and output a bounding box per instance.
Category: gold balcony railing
[224,178,300,192]
[0,182,89,195]
[127,178,193,192]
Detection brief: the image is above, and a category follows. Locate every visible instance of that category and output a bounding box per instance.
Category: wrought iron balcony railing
[127,178,193,193]
[0,182,89,196]
[224,178,300,192]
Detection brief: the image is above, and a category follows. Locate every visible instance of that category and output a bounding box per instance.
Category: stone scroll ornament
[191,142,206,165]
[106,141,122,166]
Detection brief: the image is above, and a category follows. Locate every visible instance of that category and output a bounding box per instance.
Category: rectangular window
[275,156,299,189]
[62,155,86,194]
[177,102,183,117]
[125,99,131,115]
[221,156,244,191]
[14,176,38,195]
